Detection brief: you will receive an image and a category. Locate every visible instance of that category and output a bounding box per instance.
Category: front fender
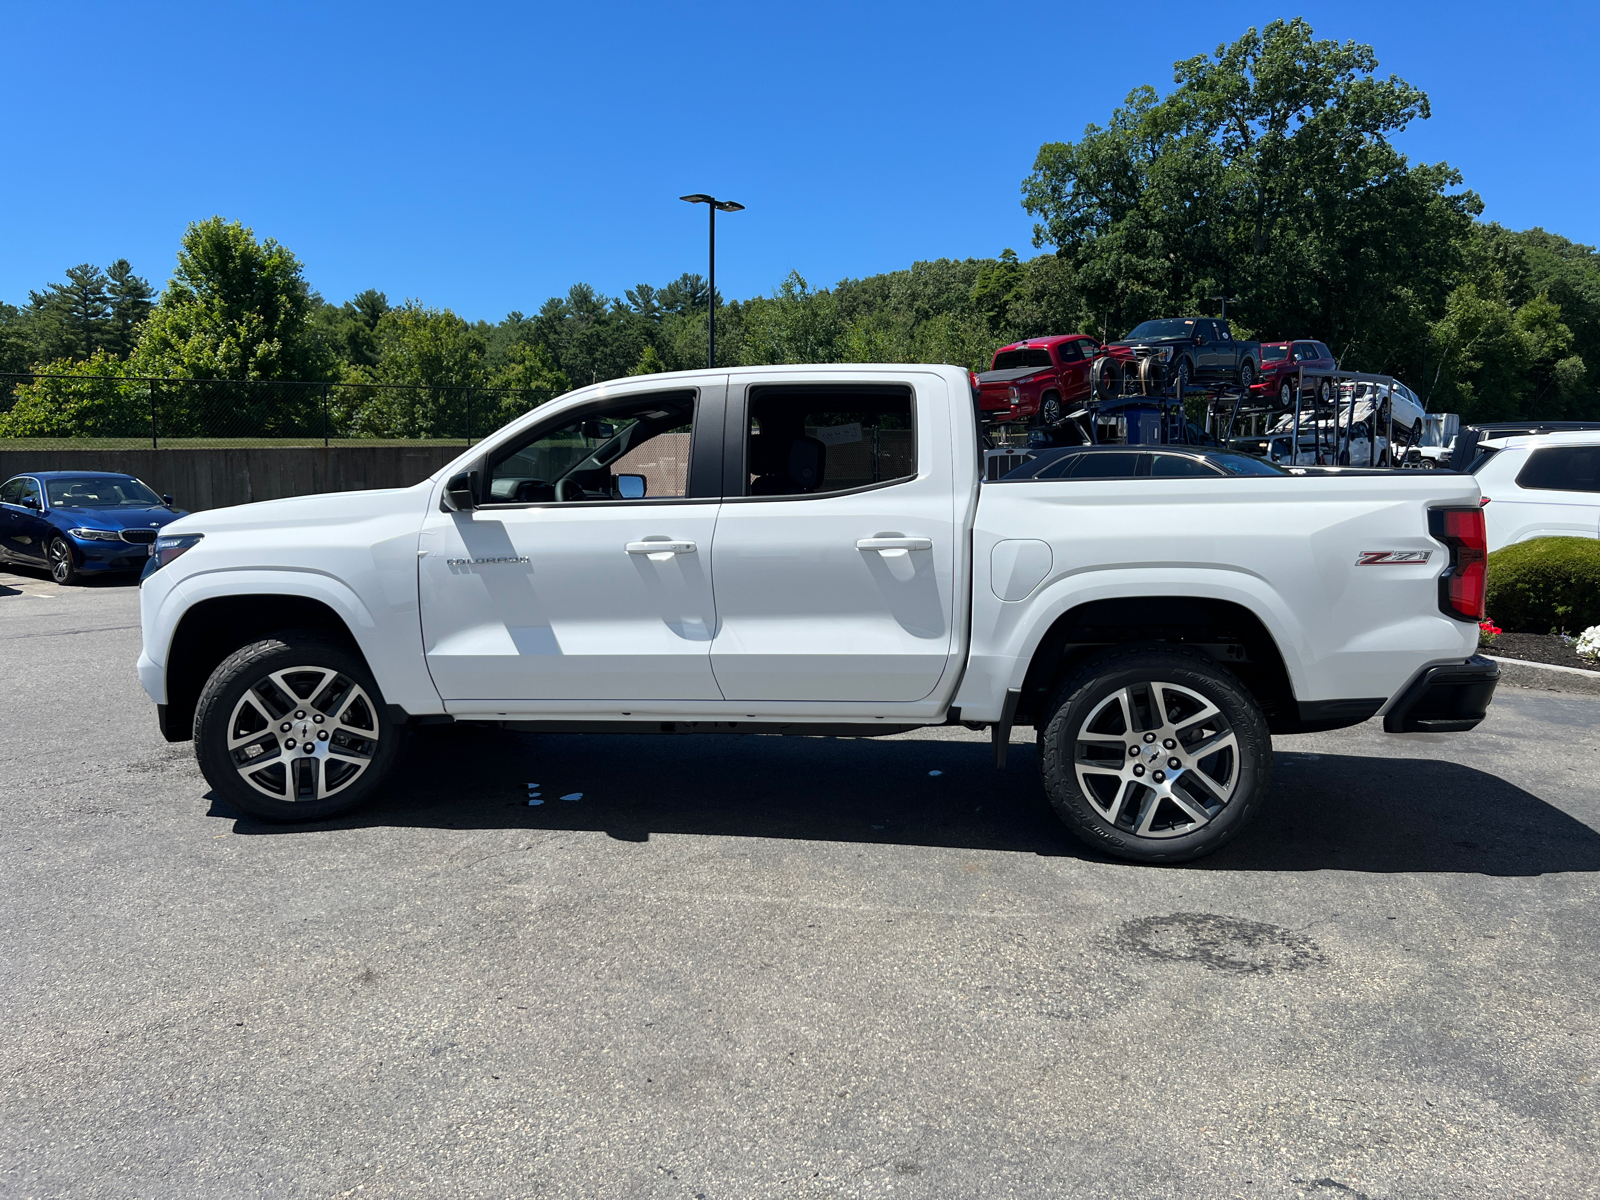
[144,567,442,716]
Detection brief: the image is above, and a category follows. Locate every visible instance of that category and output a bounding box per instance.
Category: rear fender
[953,569,1311,723]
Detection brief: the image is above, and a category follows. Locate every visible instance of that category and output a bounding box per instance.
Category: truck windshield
[1124,319,1197,339]
[1261,345,1291,362]
[991,348,1053,370]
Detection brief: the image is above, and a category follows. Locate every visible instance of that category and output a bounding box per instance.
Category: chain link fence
[0,373,556,447]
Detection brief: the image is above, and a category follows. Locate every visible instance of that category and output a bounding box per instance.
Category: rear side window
[1058,452,1144,480]
[0,479,21,505]
[1314,343,1333,360]
[992,347,1054,370]
[1055,341,1083,363]
[1150,455,1222,478]
[1516,445,1600,493]
[745,386,914,497]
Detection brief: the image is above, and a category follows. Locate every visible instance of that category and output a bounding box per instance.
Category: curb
[1485,654,1600,697]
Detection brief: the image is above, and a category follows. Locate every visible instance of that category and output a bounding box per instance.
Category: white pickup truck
[137,365,1499,863]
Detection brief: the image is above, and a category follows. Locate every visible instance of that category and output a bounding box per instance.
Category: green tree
[739,273,842,365]
[485,339,568,428]
[105,259,155,357]
[27,264,113,361]
[132,216,328,382]
[0,350,150,438]
[1427,277,1584,421]
[1022,18,1479,373]
[345,303,485,438]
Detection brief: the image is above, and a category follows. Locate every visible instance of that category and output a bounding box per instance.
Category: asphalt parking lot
[3,565,1598,1200]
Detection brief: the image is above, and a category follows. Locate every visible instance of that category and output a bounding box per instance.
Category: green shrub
[1484,537,1600,633]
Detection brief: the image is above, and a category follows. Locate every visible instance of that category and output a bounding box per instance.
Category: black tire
[1237,359,1256,390]
[1037,645,1273,863]
[194,630,400,822]
[1039,392,1063,427]
[1277,380,1293,409]
[1092,357,1123,399]
[1174,357,1193,392]
[47,536,80,585]
[1318,378,1332,405]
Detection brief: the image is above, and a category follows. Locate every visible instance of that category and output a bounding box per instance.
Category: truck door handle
[625,540,696,556]
[856,537,932,552]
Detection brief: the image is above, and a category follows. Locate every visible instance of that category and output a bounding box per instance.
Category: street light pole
[680,194,744,369]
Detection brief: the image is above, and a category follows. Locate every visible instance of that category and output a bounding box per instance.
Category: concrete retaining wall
[0,445,465,511]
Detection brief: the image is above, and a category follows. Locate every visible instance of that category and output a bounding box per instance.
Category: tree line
[2,17,1595,440]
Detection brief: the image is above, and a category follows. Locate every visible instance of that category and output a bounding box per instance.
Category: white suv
[1467,429,1600,552]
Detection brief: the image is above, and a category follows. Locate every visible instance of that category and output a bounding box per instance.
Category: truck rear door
[707,375,959,703]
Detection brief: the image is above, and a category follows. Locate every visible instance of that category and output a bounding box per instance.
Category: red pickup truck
[975,334,1102,427]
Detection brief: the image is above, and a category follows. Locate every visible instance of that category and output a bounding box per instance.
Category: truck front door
[707,379,958,703]
[418,387,727,703]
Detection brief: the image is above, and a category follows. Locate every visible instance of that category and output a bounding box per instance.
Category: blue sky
[4,0,1597,321]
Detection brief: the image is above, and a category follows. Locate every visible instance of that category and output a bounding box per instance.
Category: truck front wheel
[194,631,401,822]
[1037,646,1272,863]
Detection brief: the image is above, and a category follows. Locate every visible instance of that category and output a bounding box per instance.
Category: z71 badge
[1356,550,1432,565]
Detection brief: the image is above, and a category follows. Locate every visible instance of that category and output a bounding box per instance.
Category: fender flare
[998,568,1314,697]
[157,566,382,676]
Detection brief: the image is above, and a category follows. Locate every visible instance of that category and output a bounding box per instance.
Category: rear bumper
[1382,655,1500,733]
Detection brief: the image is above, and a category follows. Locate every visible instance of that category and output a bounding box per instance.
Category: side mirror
[162,494,174,507]
[1193,334,1204,345]
[441,470,479,512]
[614,473,647,500]
[21,495,39,510]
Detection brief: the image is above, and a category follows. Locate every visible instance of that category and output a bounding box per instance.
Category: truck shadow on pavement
[220,727,1600,877]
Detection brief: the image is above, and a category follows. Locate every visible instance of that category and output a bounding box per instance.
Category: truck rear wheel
[1037,646,1272,863]
[194,631,400,822]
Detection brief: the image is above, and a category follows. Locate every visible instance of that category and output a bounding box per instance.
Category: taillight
[1428,508,1487,621]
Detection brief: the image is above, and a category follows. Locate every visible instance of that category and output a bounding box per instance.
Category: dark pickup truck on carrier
[1106,318,1260,393]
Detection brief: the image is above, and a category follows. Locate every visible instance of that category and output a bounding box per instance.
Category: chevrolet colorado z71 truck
[138,365,1498,863]
[1107,317,1260,393]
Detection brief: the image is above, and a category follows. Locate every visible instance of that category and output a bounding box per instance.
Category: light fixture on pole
[680,194,744,369]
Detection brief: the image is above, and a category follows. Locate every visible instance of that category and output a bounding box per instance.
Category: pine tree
[106,259,155,357]
[28,264,112,361]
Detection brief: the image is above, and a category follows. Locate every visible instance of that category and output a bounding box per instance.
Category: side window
[1292,343,1311,361]
[1150,454,1221,478]
[0,479,21,505]
[1055,340,1082,363]
[1516,446,1600,493]
[1217,323,1231,341]
[1067,452,1144,479]
[1314,343,1334,361]
[16,478,41,507]
[1035,453,1085,479]
[484,391,696,504]
[745,386,914,497]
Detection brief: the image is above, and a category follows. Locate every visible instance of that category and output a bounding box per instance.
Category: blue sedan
[0,471,188,584]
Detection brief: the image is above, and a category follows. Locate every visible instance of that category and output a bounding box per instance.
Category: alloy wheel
[49,540,73,583]
[225,666,381,803]
[1072,680,1239,838]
